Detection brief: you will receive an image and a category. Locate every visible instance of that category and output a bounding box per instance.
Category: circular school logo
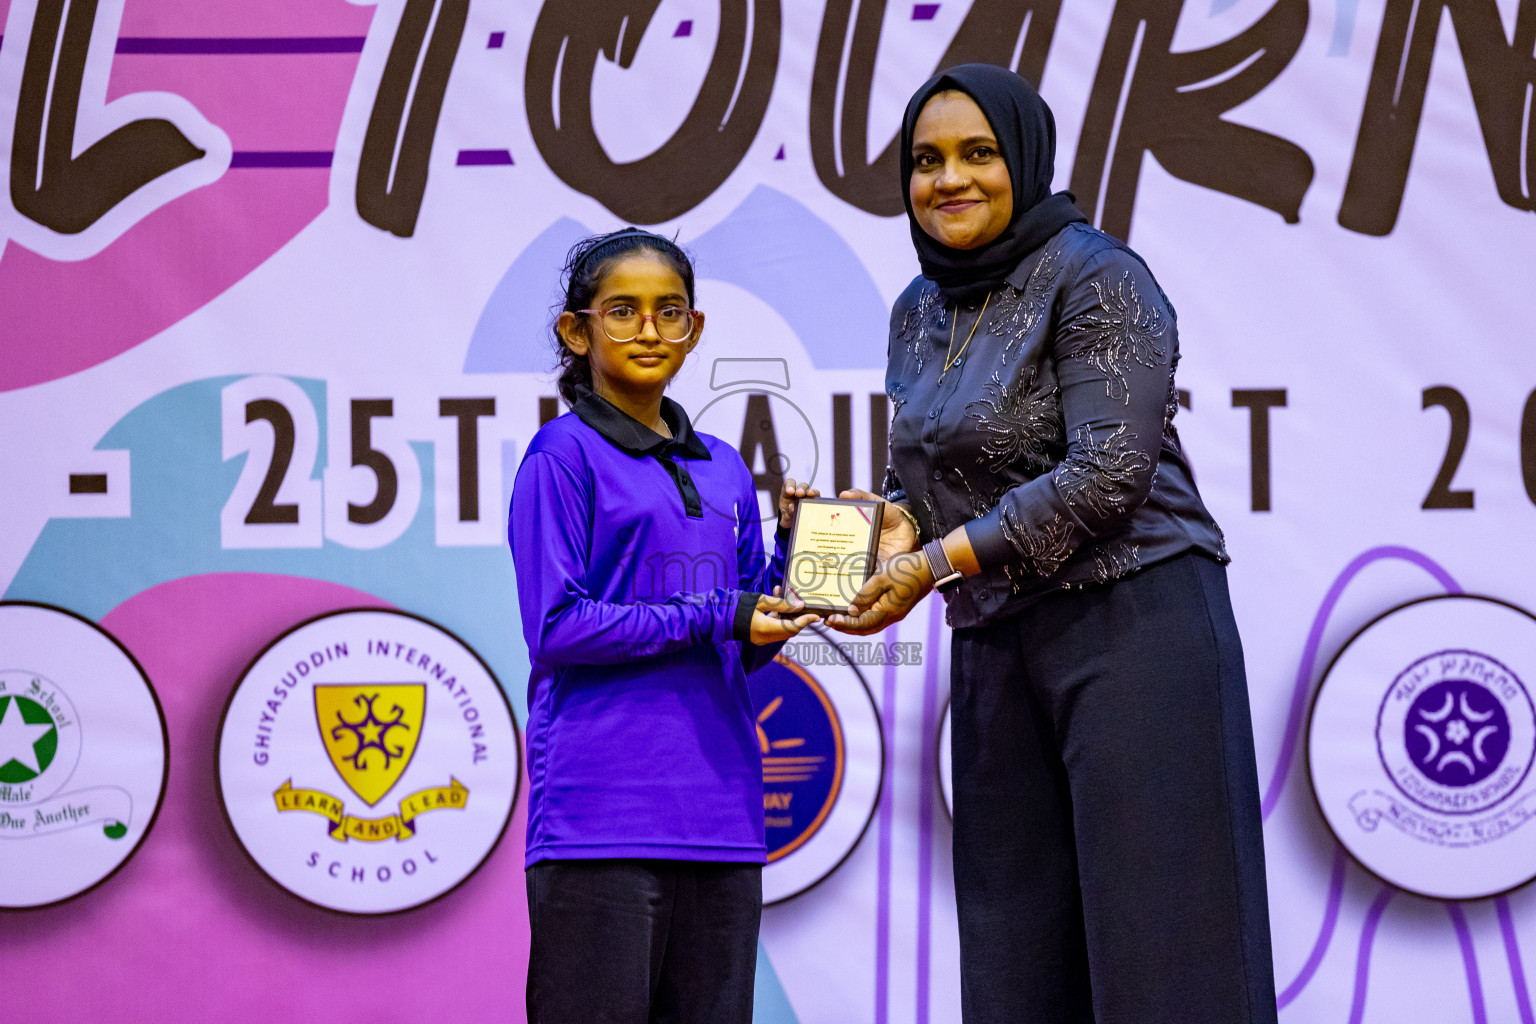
[0,602,168,908]
[1377,651,1533,816]
[217,609,519,914]
[1310,594,1536,899]
[751,629,882,904]
[0,679,81,796]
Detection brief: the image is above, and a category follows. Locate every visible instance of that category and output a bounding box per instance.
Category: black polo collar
[572,392,712,461]
[572,391,712,518]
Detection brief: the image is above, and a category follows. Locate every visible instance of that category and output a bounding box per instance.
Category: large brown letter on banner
[11,0,205,234]
[357,0,470,238]
[809,0,1061,217]
[525,0,781,224]
[1070,0,1313,241]
[1340,0,1536,236]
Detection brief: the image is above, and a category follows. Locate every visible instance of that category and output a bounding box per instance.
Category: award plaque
[783,498,885,613]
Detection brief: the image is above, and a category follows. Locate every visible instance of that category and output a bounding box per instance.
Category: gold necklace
[941,291,991,379]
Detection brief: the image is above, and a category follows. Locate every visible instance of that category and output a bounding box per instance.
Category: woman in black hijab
[826,64,1278,1023]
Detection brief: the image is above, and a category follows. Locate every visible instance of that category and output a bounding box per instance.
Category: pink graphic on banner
[116,0,368,37]
[0,0,371,392]
[0,573,530,1022]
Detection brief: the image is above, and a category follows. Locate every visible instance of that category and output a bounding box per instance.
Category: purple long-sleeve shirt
[510,392,787,866]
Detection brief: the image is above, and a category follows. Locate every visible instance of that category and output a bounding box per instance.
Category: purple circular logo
[1376,649,1536,816]
[1404,679,1510,787]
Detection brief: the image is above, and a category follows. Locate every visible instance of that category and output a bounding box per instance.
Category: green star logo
[0,695,59,783]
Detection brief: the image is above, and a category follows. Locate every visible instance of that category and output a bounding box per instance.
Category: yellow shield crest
[314,684,426,806]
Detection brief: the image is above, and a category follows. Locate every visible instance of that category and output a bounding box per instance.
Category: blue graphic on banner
[464,218,589,375]
[754,942,801,1024]
[461,186,890,376]
[750,657,844,862]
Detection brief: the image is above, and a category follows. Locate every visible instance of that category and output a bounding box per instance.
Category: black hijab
[900,63,1085,303]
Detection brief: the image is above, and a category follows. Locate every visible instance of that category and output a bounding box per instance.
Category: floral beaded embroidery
[1161,376,1184,452]
[1062,271,1168,404]
[953,466,1002,520]
[896,284,945,374]
[965,368,1064,476]
[987,246,1063,361]
[920,491,948,539]
[1091,542,1142,584]
[999,509,1073,578]
[1055,423,1152,520]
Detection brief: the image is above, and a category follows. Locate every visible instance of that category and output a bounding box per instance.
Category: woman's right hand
[839,490,919,566]
[749,591,819,645]
[825,549,932,635]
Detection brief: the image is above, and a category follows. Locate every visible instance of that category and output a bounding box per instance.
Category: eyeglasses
[577,305,697,343]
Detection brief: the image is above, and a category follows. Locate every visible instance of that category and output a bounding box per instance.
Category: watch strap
[923,539,964,593]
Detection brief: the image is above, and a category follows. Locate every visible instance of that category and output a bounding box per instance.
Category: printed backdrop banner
[3,0,1536,1020]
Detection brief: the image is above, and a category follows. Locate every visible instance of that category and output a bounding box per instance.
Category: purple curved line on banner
[1275,843,1349,1009]
[1348,886,1396,1024]
[1260,546,1461,821]
[1448,903,1489,1024]
[915,603,943,1023]
[875,623,901,1024]
[1497,898,1536,1024]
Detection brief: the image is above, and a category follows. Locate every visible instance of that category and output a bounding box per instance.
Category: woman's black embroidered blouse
[884,222,1228,629]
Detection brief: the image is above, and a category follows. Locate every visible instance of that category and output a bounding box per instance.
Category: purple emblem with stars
[1405,679,1510,787]
[1375,648,1536,816]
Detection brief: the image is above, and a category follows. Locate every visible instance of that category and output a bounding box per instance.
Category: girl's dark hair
[553,228,697,404]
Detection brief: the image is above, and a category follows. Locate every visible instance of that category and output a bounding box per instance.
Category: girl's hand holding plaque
[778,477,820,529]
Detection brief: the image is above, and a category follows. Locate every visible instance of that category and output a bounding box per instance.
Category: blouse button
[927,409,937,419]
[932,469,944,481]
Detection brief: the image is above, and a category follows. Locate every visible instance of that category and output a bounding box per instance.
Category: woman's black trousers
[949,552,1278,1023]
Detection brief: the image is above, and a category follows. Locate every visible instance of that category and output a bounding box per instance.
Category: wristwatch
[923,539,965,594]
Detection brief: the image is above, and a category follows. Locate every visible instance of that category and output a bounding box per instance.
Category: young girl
[509,228,818,1024]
